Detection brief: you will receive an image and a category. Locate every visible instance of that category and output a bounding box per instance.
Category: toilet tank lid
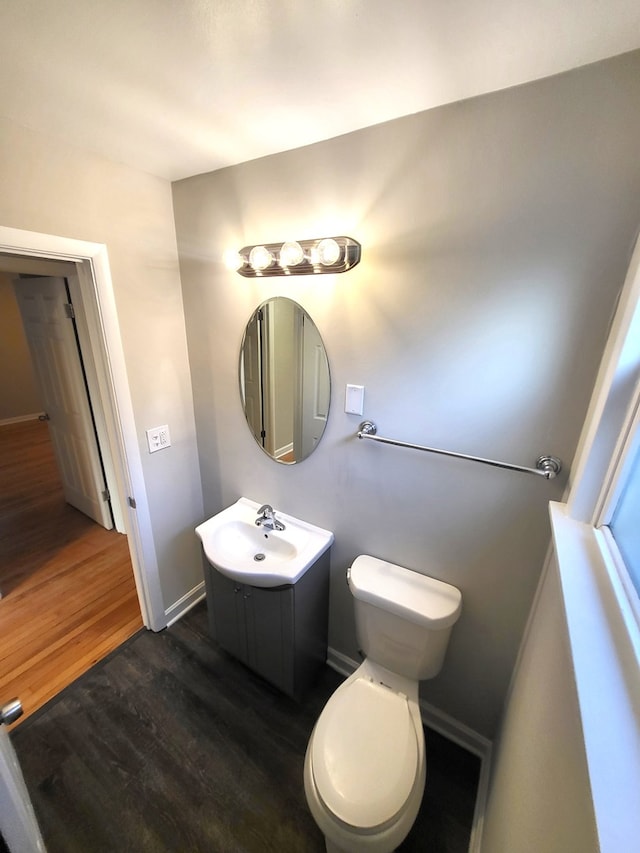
[349,555,462,628]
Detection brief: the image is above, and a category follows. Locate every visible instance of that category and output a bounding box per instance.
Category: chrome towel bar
[356,421,562,480]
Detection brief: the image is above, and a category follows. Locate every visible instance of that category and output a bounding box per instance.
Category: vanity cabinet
[203,550,330,700]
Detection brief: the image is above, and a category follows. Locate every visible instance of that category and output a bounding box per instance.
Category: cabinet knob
[233,586,242,594]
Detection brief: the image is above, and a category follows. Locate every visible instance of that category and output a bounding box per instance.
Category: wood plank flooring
[11,603,481,853]
[0,420,142,725]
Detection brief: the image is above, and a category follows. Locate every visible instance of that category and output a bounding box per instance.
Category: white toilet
[304,554,462,853]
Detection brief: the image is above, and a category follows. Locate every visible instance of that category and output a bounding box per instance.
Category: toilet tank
[348,555,462,680]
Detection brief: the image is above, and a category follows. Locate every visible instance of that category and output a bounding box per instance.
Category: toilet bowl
[304,660,426,852]
[304,555,462,853]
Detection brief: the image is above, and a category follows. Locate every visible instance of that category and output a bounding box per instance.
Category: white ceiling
[1,0,640,182]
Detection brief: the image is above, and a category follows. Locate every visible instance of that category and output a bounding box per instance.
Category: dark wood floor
[10,603,480,853]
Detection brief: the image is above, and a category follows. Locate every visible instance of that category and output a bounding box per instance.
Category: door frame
[0,225,164,631]
[0,719,46,853]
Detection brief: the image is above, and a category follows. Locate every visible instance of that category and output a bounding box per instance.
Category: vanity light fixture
[234,236,361,277]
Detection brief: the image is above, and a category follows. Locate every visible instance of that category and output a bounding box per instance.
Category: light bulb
[249,245,274,271]
[316,238,341,266]
[223,249,245,271]
[279,241,304,267]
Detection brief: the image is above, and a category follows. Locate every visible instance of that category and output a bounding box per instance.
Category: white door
[13,277,112,529]
[297,313,330,459]
[0,700,46,853]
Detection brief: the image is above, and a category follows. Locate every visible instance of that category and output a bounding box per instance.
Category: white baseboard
[468,742,492,853]
[326,647,357,678]
[275,441,294,460]
[327,646,491,853]
[164,582,206,627]
[0,413,45,426]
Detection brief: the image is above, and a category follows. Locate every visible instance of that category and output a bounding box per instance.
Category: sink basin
[195,497,334,587]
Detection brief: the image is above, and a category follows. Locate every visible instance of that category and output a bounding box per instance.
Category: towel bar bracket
[356,421,562,480]
[358,421,377,437]
[535,456,563,479]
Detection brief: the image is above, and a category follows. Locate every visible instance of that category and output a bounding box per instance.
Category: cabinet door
[208,568,249,665]
[245,586,294,695]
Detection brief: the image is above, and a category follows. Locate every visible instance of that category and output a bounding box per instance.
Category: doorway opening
[0,225,165,718]
[11,274,115,531]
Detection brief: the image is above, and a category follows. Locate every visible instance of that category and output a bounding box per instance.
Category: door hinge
[128,496,137,509]
[101,488,110,502]
[64,303,75,319]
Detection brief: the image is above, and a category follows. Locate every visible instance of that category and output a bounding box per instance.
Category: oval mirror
[239,298,330,463]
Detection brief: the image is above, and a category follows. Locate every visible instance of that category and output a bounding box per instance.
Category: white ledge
[549,501,640,853]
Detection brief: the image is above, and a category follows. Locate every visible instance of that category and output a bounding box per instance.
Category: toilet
[304,554,462,853]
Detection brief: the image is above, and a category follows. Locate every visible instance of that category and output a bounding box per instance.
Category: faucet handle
[255,504,285,531]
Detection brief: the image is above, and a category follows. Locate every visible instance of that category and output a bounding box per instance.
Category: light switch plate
[345,384,365,416]
[146,424,171,453]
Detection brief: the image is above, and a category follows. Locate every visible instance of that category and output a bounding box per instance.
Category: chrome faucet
[255,504,285,531]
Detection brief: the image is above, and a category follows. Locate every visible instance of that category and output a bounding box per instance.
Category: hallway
[0,419,142,725]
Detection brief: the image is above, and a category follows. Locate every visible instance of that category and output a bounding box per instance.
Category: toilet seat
[311,676,419,832]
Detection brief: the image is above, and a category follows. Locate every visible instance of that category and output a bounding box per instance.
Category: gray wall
[173,51,640,738]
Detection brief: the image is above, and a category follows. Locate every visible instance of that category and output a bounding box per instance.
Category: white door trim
[0,720,46,853]
[0,225,165,631]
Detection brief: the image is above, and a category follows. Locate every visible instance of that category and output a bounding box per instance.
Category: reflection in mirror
[239,298,330,464]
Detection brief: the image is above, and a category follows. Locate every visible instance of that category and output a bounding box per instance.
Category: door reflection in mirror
[239,298,330,463]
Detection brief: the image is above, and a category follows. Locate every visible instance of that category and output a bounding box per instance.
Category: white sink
[195,497,334,588]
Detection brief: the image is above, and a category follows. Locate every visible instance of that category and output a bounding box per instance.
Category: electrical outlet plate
[146,424,171,453]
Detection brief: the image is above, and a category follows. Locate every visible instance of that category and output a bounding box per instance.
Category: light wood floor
[0,419,143,726]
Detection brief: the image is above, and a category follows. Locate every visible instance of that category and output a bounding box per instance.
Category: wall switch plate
[146,424,171,453]
[345,384,365,416]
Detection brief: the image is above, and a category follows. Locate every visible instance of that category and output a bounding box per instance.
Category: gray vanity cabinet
[203,550,330,700]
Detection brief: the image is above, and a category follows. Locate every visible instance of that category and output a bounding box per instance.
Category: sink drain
[254,553,266,562]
